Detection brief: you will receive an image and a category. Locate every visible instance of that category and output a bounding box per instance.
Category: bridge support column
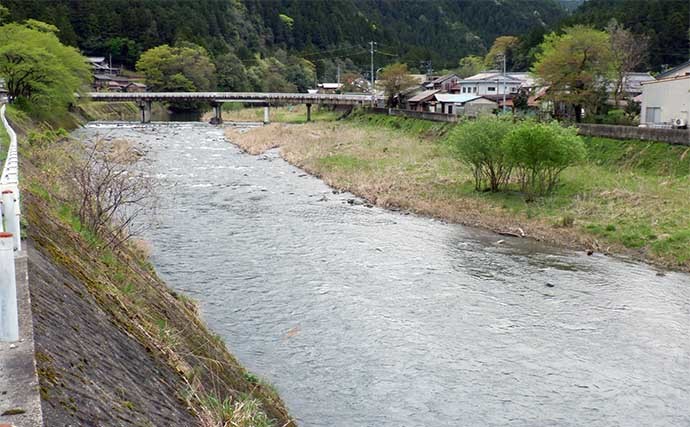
[306,103,312,122]
[139,100,152,123]
[263,105,270,124]
[210,102,223,125]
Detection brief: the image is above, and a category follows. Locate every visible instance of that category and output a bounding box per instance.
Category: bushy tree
[0,21,90,117]
[215,52,250,91]
[485,35,519,69]
[446,117,514,192]
[532,26,613,122]
[377,63,418,107]
[457,55,484,78]
[503,121,586,198]
[136,43,215,92]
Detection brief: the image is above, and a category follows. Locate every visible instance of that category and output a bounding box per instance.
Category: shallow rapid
[80,122,690,427]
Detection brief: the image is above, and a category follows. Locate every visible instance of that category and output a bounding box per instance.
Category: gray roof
[408,89,439,103]
[657,60,690,80]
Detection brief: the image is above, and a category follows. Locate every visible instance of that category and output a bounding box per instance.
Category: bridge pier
[210,102,223,125]
[306,103,312,122]
[263,105,270,124]
[138,100,152,123]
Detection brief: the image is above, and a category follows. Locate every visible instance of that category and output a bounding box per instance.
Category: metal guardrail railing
[0,103,21,342]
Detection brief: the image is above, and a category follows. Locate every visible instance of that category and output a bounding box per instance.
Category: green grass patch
[317,154,372,171]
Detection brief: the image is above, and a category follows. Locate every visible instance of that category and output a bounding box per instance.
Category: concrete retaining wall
[576,124,690,146]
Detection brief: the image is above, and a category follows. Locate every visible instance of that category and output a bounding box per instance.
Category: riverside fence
[0,103,21,342]
[367,107,690,145]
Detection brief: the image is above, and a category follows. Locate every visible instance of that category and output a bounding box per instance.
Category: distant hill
[561,0,689,70]
[4,0,566,71]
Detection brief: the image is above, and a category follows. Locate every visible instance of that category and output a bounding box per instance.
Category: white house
[640,75,690,127]
[457,71,535,96]
[434,93,498,116]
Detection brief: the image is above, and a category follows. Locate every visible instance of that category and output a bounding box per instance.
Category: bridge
[86,92,376,124]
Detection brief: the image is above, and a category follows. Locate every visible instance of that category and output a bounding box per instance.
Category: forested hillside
[560,0,689,70]
[3,0,565,73]
[2,0,687,83]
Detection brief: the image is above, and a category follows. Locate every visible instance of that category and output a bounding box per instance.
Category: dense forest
[2,0,688,84]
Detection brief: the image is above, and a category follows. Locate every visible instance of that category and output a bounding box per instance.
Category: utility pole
[337,64,341,85]
[502,54,507,113]
[370,41,376,106]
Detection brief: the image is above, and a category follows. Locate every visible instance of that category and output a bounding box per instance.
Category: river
[80,122,690,427]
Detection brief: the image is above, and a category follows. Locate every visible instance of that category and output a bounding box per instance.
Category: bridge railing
[0,103,21,342]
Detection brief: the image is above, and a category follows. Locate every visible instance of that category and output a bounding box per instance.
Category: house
[425,73,462,93]
[86,57,118,75]
[93,74,137,92]
[656,60,690,80]
[317,83,342,94]
[640,75,690,127]
[434,93,498,116]
[457,71,534,96]
[620,72,655,97]
[406,90,439,111]
[124,81,147,93]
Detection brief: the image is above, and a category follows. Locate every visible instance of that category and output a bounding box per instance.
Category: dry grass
[226,120,690,271]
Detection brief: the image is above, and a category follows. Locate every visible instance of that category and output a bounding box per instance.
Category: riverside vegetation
[226,109,690,271]
[6,104,294,426]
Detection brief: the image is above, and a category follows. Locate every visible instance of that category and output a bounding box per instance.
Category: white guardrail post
[0,103,21,342]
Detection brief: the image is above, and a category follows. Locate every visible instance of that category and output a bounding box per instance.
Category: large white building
[640,75,690,127]
[457,71,535,96]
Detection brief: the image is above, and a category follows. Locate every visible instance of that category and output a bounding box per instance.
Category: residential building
[434,93,498,116]
[406,90,439,111]
[87,57,118,75]
[317,82,342,94]
[640,75,690,127]
[457,71,534,96]
[656,60,690,80]
[425,74,462,93]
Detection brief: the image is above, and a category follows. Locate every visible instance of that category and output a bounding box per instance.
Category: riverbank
[7,105,294,426]
[225,114,690,272]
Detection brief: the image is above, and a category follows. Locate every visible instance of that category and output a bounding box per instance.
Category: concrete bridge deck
[86,91,375,123]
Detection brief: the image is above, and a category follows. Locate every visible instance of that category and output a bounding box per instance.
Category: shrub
[503,121,586,199]
[446,117,514,191]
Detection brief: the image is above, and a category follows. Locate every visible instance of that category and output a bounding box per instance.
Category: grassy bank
[226,114,690,271]
[12,111,295,425]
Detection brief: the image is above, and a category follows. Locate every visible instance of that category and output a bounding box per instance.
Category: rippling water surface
[80,122,690,426]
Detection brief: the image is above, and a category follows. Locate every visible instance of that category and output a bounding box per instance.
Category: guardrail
[0,103,21,342]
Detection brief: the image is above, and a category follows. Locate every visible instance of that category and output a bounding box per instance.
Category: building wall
[641,77,690,125]
[458,81,521,96]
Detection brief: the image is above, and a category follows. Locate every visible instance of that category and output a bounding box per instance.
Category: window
[645,107,661,123]
[473,87,477,93]
[462,87,466,93]
[488,87,496,92]
[511,86,518,93]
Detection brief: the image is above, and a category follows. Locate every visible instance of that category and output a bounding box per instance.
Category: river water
[80,122,690,427]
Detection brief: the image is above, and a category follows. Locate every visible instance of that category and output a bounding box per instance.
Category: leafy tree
[136,43,215,92]
[377,63,418,107]
[457,55,484,78]
[0,21,90,117]
[0,4,10,24]
[606,19,648,106]
[503,121,586,198]
[446,117,514,192]
[532,26,613,122]
[215,53,250,91]
[485,36,519,69]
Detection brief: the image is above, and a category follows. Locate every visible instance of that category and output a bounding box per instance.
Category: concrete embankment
[0,105,295,426]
